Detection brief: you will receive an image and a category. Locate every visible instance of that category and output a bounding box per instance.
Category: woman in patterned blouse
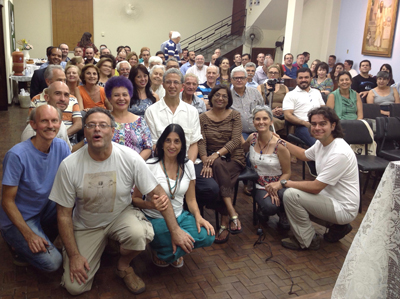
[311,62,333,95]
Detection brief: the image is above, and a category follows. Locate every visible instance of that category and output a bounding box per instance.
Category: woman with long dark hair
[379,64,395,85]
[77,32,98,57]
[132,124,215,268]
[128,64,159,115]
[328,63,344,90]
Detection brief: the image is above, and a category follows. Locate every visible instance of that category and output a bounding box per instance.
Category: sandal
[229,216,242,235]
[214,225,230,244]
[151,251,169,268]
[171,256,184,268]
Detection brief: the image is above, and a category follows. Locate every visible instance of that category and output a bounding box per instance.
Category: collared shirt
[282,65,297,79]
[179,91,206,114]
[160,40,182,53]
[144,98,202,154]
[180,61,194,75]
[246,80,259,88]
[164,39,180,62]
[186,65,208,83]
[254,66,268,84]
[39,61,67,69]
[231,86,264,133]
[282,86,325,122]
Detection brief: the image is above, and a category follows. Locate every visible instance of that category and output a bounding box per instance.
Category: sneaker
[281,234,320,250]
[115,267,145,295]
[324,224,352,243]
[277,212,290,230]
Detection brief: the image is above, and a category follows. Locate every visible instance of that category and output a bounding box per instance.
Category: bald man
[1,104,70,271]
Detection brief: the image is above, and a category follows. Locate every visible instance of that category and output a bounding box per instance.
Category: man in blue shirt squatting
[0,104,71,271]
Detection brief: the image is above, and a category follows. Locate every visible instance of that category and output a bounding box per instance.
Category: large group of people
[3,29,397,296]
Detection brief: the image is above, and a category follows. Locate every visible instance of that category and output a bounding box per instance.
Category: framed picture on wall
[362,0,399,57]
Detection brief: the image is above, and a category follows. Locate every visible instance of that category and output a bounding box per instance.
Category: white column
[282,0,304,62]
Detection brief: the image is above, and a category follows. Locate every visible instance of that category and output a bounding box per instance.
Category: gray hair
[82,107,116,128]
[376,71,390,80]
[231,66,247,78]
[184,73,199,84]
[150,64,165,76]
[116,61,131,72]
[252,105,273,122]
[44,65,64,80]
[149,56,163,67]
[207,65,219,74]
[166,57,179,65]
[163,68,184,83]
[30,105,62,124]
[264,57,274,66]
[245,62,257,69]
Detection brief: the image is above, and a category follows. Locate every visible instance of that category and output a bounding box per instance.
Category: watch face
[281,180,287,185]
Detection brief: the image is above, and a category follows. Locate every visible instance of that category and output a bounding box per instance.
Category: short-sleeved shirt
[49,142,158,230]
[144,99,202,154]
[351,75,377,93]
[282,86,325,122]
[143,159,196,219]
[0,138,71,229]
[180,62,194,75]
[179,92,206,114]
[282,65,297,79]
[164,39,180,62]
[196,82,212,102]
[186,65,208,83]
[305,138,359,221]
[231,86,264,133]
[254,66,268,85]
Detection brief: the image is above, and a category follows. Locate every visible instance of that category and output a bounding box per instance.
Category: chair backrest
[384,117,400,140]
[375,117,386,154]
[341,120,373,145]
[363,103,382,119]
[389,103,400,117]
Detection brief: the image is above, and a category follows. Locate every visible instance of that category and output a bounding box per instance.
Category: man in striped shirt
[28,65,82,138]
[164,32,181,63]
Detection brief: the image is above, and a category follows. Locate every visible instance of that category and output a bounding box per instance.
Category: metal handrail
[180,9,247,53]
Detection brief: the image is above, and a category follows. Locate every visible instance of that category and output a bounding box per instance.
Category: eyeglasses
[213,93,228,100]
[85,123,113,130]
[164,80,181,85]
[268,71,279,75]
[232,76,245,81]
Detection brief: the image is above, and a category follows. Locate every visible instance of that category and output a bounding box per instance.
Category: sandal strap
[218,225,227,236]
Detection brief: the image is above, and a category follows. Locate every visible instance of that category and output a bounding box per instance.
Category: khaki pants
[283,188,338,248]
[61,205,154,295]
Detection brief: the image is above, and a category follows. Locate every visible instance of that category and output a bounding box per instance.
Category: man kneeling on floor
[280,106,359,250]
[49,108,195,295]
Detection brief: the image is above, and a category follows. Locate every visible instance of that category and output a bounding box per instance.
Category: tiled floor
[0,104,374,298]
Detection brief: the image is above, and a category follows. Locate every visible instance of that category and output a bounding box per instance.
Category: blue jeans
[294,126,316,147]
[0,200,62,272]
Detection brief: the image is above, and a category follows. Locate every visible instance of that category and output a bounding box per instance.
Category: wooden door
[231,0,246,36]
[252,48,276,63]
[52,0,93,50]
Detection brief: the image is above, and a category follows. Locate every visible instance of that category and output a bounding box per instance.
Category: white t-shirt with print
[143,158,196,219]
[305,138,359,222]
[49,142,158,230]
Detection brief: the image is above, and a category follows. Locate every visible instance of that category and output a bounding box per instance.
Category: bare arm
[57,204,90,285]
[356,93,363,119]
[67,117,82,137]
[285,179,327,194]
[366,90,375,104]
[187,142,198,163]
[1,185,48,253]
[105,98,113,111]
[139,149,152,160]
[284,109,310,127]
[74,87,84,111]
[326,93,335,109]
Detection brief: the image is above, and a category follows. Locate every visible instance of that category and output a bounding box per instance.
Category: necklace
[161,160,180,199]
[258,134,273,160]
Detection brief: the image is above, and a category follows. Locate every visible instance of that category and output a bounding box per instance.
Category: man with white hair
[231,66,263,139]
[164,31,181,62]
[160,31,182,58]
[245,62,258,88]
[148,56,163,70]
[186,55,208,83]
[116,61,131,78]
[254,56,274,84]
[180,73,206,114]
[196,65,218,109]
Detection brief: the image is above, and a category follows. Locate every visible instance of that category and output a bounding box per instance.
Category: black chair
[341,120,390,213]
[232,167,259,225]
[363,103,382,119]
[377,117,400,161]
[389,103,400,117]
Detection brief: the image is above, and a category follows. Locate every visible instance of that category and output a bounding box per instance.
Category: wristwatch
[280,179,288,187]
[216,151,221,157]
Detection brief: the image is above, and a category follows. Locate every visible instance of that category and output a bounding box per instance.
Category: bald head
[195,55,205,68]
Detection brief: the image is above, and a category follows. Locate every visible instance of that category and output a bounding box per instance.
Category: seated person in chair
[282,68,325,147]
[280,106,359,250]
[243,106,291,229]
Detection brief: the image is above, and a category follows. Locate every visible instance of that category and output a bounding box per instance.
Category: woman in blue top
[132,124,215,268]
[128,64,159,116]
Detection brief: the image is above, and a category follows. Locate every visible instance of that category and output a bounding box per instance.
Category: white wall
[13,0,233,58]
[3,0,15,104]
[335,0,400,82]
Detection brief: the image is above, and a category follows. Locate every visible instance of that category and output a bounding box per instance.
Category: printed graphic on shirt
[83,171,116,213]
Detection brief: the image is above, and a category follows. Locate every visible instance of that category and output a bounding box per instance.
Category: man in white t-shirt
[49,108,195,296]
[283,68,325,147]
[279,106,359,250]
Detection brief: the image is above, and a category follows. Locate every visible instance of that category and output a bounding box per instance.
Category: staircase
[180,9,247,61]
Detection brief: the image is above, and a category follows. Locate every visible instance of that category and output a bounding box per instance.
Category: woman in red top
[77,32,98,57]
